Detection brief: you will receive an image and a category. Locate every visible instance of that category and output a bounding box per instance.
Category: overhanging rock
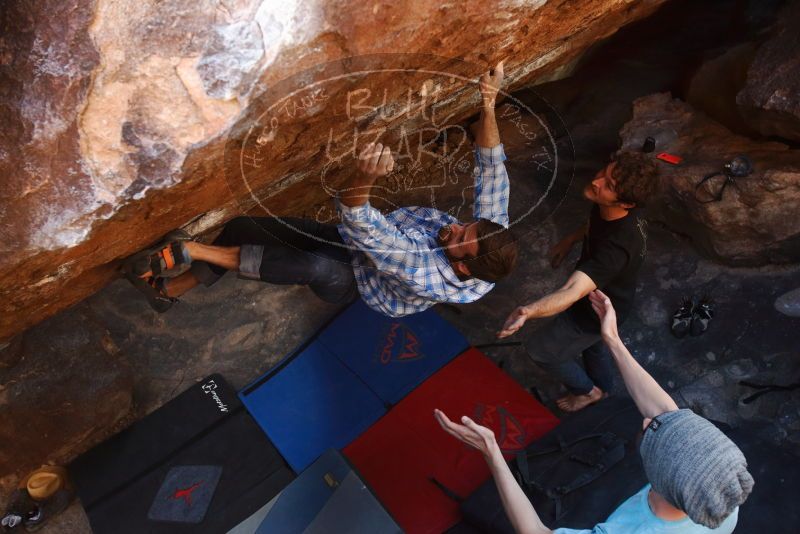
[0,0,667,342]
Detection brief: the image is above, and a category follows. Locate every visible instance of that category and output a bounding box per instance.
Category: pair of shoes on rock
[1,466,74,532]
[121,230,192,313]
[671,296,714,338]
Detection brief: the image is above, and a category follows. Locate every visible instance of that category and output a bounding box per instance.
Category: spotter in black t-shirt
[567,204,647,332]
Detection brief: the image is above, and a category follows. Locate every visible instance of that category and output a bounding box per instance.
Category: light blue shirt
[554,485,738,534]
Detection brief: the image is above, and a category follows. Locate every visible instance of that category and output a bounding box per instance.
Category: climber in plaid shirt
[125,61,519,317]
[336,60,519,316]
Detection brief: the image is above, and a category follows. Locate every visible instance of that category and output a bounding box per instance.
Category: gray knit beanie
[639,409,754,529]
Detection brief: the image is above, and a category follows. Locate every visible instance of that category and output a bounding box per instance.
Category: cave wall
[0,0,668,343]
[685,0,800,143]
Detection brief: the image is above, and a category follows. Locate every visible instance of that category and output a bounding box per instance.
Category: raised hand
[341,142,395,207]
[589,289,619,342]
[357,142,394,181]
[479,60,505,109]
[434,409,498,458]
[497,305,529,338]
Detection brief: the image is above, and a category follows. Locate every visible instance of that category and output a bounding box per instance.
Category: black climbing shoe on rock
[691,296,714,336]
[670,297,694,338]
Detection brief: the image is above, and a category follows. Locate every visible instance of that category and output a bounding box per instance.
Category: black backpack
[461,396,647,533]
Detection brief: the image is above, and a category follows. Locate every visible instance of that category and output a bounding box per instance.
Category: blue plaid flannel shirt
[337,144,510,317]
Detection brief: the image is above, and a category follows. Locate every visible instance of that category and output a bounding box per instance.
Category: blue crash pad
[240,342,385,472]
[256,449,401,534]
[318,299,469,405]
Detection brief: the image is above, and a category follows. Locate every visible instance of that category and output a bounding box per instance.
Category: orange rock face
[0,0,666,343]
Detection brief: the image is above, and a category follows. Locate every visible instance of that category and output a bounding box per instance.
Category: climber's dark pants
[523,313,615,396]
[190,216,358,305]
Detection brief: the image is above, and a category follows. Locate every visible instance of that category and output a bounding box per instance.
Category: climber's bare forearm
[475,106,501,149]
[474,60,504,149]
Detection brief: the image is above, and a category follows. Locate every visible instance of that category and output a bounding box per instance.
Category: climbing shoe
[123,231,192,280]
[691,296,714,336]
[670,297,694,338]
[121,230,191,313]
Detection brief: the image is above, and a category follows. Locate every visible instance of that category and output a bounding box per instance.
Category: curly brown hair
[611,151,661,207]
[462,219,518,282]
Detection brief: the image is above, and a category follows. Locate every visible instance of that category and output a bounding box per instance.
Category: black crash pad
[69,375,294,534]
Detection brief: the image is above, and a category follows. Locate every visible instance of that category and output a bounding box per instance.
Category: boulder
[0,0,668,343]
[775,287,800,317]
[619,93,800,266]
[736,1,800,142]
[0,305,133,477]
[686,43,759,138]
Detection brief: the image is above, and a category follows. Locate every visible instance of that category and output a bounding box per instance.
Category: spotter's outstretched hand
[589,289,619,343]
[434,409,498,458]
[497,305,528,338]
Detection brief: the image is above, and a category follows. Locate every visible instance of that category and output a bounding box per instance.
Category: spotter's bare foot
[556,386,606,413]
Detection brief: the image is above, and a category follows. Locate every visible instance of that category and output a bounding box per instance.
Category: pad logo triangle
[473,404,528,453]
[377,322,425,364]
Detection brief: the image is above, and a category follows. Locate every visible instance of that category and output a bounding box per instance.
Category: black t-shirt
[566,205,647,332]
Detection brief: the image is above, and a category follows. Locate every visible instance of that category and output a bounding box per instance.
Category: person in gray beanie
[639,409,754,529]
[435,289,753,534]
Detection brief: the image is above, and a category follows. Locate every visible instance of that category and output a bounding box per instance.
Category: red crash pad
[344,348,559,534]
